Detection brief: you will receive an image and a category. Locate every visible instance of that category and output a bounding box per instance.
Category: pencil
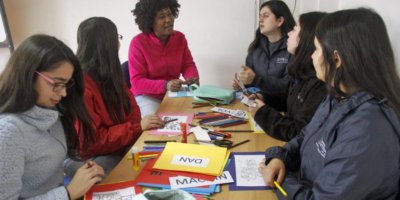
[144,140,176,144]
[274,181,288,197]
[219,120,248,128]
[139,154,159,159]
[164,118,178,124]
[218,130,254,132]
[227,139,250,149]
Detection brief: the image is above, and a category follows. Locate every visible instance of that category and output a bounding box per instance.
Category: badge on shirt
[276,57,288,64]
[315,139,326,158]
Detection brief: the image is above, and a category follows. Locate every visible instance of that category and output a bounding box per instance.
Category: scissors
[234,73,250,96]
[196,139,233,148]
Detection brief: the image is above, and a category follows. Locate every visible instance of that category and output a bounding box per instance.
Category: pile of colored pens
[195,112,248,127]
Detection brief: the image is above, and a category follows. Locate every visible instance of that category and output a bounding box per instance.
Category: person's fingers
[277,167,285,184]
[241,65,250,71]
[264,169,276,187]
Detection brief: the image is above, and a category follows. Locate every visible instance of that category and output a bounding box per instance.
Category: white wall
[338,0,400,70]
[4,0,256,87]
[2,0,400,85]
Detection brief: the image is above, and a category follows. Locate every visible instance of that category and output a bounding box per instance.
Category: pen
[227,139,250,149]
[219,130,254,132]
[144,140,176,144]
[274,181,288,197]
[219,120,248,128]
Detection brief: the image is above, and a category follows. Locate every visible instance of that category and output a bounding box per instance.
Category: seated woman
[63,17,164,177]
[0,34,104,200]
[260,8,400,199]
[130,0,199,117]
[233,0,295,111]
[249,12,327,141]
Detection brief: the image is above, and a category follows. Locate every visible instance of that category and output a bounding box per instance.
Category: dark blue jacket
[246,36,291,95]
[265,91,400,199]
[246,37,291,111]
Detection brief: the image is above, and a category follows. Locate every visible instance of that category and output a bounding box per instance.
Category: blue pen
[143,146,165,150]
[209,135,224,140]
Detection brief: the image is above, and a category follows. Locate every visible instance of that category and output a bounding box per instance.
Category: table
[101,96,285,200]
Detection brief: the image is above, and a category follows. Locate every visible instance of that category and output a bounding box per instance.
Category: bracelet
[65,186,71,200]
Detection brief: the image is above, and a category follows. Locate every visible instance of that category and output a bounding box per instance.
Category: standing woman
[130,0,199,117]
[234,0,295,111]
[0,34,104,200]
[260,8,400,199]
[63,17,164,177]
[249,12,327,141]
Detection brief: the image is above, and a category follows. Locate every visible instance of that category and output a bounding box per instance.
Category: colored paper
[135,157,216,195]
[248,112,265,134]
[153,142,230,176]
[84,181,142,200]
[169,171,234,189]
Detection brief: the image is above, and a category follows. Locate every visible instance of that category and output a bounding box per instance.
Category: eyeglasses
[36,71,75,92]
[118,34,123,40]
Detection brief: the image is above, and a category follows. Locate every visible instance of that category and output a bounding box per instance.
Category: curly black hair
[132,0,180,33]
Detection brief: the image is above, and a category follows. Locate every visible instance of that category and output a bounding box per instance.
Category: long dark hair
[287,12,327,79]
[77,17,132,123]
[248,0,295,53]
[0,34,94,158]
[315,8,400,116]
[132,0,180,33]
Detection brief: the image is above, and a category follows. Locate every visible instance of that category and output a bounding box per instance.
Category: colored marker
[227,139,250,149]
[180,123,187,143]
[144,140,176,144]
[132,146,140,171]
[274,181,288,197]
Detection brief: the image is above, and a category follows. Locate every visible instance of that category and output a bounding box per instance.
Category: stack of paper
[153,142,230,176]
[135,142,233,196]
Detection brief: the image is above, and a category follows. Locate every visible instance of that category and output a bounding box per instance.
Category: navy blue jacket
[265,92,400,199]
[245,36,291,95]
[246,37,291,111]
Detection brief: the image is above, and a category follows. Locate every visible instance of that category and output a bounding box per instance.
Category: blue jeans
[134,95,161,117]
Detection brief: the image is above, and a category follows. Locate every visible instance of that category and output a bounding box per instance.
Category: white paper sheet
[234,155,267,187]
[169,171,234,189]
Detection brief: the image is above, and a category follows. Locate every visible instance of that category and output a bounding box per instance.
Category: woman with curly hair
[130,0,199,116]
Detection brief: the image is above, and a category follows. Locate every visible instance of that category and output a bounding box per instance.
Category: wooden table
[101,96,284,200]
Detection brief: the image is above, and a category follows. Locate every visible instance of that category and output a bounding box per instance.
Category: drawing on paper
[234,155,266,187]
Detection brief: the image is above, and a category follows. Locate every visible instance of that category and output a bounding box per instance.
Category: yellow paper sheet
[248,112,266,134]
[153,142,230,176]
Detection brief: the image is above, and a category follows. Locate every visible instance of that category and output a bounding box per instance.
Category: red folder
[85,181,142,200]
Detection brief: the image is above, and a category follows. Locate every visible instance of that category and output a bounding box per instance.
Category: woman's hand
[141,115,164,130]
[249,99,265,118]
[239,65,256,85]
[259,158,286,187]
[167,79,184,92]
[231,79,241,91]
[184,77,199,85]
[66,161,104,200]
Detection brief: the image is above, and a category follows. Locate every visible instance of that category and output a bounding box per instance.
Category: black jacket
[254,76,326,141]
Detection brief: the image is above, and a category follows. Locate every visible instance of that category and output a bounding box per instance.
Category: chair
[121,61,131,89]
